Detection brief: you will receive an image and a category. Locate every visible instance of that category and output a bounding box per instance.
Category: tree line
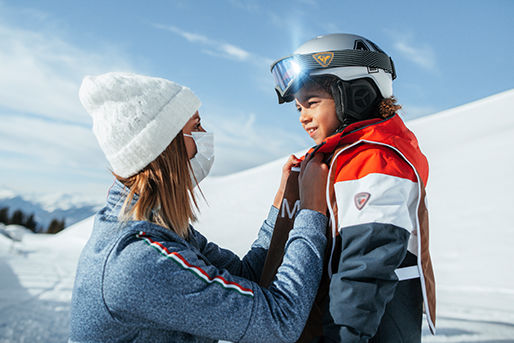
[0,207,66,234]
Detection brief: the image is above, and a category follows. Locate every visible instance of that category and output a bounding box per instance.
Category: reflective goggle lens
[271,57,302,94]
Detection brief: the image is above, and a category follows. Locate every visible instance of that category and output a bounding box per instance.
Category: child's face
[294,82,340,145]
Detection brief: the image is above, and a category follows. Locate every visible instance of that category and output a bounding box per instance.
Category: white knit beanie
[79,72,201,178]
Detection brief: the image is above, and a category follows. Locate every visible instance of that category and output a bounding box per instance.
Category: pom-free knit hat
[79,72,201,178]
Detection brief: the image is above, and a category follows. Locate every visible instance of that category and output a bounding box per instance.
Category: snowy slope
[198,89,514,340]
[0,217,95,342]
[404,90,514,340]
[1,89,514,342]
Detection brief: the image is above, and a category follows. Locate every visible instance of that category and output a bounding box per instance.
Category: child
[261,33,436,342]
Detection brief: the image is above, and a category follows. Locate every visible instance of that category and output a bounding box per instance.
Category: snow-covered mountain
[0,190,102,231]
[1,89,513,342]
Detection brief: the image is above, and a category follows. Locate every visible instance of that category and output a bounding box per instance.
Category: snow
[405,90,514,338]
[0,219,92,342]
[1,89,514,342]
[26,193,103,213]
[0,187,16,199]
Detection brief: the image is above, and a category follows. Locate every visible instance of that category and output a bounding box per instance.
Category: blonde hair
[115,132,199,238]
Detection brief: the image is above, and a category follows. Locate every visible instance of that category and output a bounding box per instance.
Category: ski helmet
[271,33,396,125]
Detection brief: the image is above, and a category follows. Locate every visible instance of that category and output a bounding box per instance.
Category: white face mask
[184,131,214,186]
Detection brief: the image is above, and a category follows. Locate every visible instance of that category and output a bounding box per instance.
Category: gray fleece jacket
[69,180,327,343]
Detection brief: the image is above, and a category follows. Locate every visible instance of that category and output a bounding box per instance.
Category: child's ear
[348,79,379,116]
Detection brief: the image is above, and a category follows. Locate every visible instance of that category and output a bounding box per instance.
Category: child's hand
[273,154,301,208]
[299,152,328,215]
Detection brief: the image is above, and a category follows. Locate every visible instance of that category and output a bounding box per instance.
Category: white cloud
[0,112,112,196]
[153,23,209,44]
[0,5,133,195]
[391,34,437,71]
[153,23,272,66]
[0,114,103,168]
[0,20,133,125]
[221,43,250,61]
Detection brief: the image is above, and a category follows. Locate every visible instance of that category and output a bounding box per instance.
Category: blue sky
[0,0,512,200]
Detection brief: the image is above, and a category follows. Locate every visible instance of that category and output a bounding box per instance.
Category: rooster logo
[354,192,371,210]
[312,52,334,67]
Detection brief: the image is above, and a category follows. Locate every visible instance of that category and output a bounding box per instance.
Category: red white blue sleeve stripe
[135,231,254,297]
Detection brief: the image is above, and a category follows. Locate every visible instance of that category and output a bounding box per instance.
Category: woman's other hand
[299,152,328,215]
[273,154,301,209]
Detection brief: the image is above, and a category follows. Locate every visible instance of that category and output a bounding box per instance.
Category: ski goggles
[271,50,396,103]
[270,55,306,104]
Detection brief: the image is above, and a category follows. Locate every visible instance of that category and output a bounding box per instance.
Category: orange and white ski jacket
[306,114,436,340]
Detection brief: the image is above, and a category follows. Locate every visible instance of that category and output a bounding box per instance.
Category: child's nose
[299,109,311,124]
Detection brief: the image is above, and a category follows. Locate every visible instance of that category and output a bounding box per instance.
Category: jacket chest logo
[354,192,371,210]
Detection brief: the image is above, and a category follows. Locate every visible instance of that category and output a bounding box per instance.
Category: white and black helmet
[271,33,396,125]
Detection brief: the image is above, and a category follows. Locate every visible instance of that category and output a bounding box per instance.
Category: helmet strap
[331,80,347,128]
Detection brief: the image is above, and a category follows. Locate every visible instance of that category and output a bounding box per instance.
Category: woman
[69,72,329,343]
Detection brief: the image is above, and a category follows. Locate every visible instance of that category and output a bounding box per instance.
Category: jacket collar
[105,179,138,218]
[306,114,429,185]
[310,116,388,155]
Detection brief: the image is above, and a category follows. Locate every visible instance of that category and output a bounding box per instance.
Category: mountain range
[0,189,101,231]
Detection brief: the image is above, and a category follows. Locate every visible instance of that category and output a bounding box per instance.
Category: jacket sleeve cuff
[294,208,328,230]
[291,209,328,249]
[265,205,279,228]
[251,206,280,250]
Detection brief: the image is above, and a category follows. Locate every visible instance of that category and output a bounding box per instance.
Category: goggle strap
[272,50,395,77]
[294,50,395,76]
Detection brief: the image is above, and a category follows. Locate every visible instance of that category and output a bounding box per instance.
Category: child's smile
[294,81,340,145]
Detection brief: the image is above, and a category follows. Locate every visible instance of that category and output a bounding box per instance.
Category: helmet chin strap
[331,80,351,130]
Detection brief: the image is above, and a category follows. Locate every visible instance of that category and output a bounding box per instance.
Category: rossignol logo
[312,52,334,67]
[354,192,370,210]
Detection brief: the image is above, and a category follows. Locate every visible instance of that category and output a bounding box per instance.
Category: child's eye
[307,98,320,107]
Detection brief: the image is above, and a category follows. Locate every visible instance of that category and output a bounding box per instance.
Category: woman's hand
[273,154,301,209]
[298,152,328,215]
